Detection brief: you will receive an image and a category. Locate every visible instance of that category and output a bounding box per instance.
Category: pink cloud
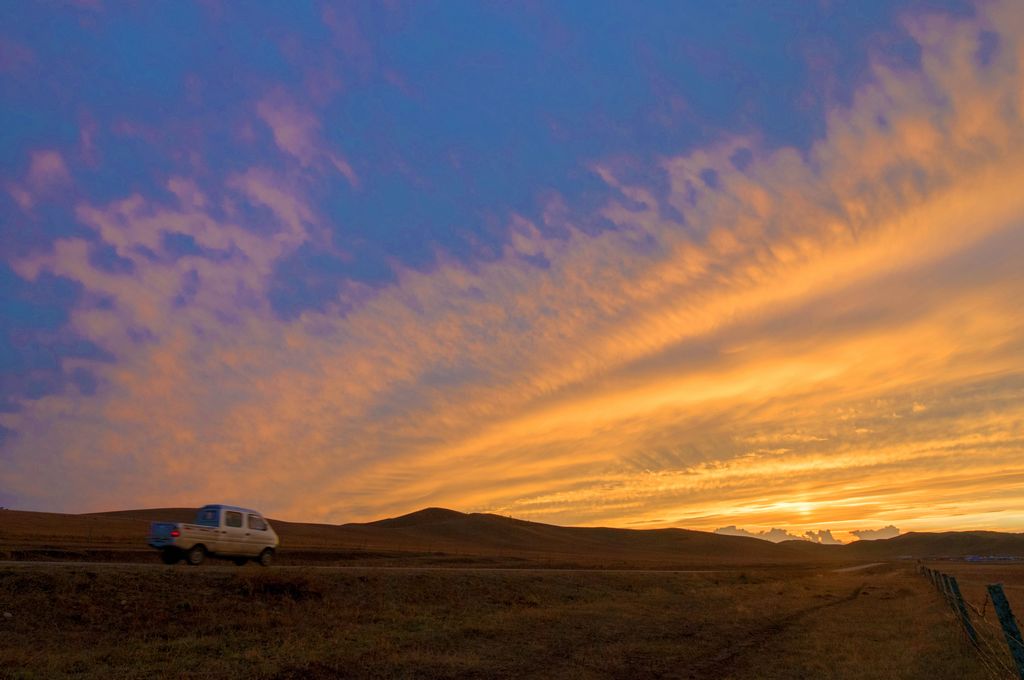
[28,150,71,191]
[6,183,33,211]
[6,150,71,211]
[256,93,361,188]
[330,155,360,189]
[321,4,376,77]
[256,95,319,165]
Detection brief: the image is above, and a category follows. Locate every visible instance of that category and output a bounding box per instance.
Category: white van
[148,504,279,566]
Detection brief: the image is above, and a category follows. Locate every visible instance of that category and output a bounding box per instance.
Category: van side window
[196,509,219,526]
[225,511,243,528]
[248,514,267,531]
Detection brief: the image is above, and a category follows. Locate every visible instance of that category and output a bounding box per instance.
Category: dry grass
[0,562,991,679]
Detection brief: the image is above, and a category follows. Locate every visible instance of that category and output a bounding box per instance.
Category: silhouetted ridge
[84,508,198,522]
[844,530,1024,558]
[365,507,469,528]
[337,507,803,562]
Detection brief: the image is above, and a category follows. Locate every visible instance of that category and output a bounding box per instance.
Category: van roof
[199,504,263,516]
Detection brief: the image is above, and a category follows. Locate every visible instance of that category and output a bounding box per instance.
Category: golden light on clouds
[3,1,1024,542]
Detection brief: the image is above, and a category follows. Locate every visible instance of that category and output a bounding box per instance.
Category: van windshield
[195,508,219,527]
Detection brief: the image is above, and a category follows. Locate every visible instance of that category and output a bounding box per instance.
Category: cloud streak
[2,2,1024,543]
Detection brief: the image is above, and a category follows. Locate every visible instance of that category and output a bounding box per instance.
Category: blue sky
[2,1,965,396]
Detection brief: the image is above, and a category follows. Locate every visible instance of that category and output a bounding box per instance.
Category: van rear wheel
[257,548,274,567]
[186,545,206,566]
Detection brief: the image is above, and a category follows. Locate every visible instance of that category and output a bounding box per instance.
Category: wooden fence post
[947,575,977,647]
[941,572,955,607]
[987,584,1024,680]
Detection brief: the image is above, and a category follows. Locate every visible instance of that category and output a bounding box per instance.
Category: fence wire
[922,566,1024,680]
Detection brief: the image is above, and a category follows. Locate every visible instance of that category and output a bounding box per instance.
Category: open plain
[3,508,1023,679]
[0,561,1000,680]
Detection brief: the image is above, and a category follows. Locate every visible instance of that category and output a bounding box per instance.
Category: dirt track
[833,561,887,572]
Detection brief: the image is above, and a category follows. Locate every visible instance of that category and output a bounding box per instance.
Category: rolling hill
[841,530,1024,559]
[343,507,827,563]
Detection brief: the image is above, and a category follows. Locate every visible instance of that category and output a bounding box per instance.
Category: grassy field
[0,562,992,679]
[2,508,1020,678]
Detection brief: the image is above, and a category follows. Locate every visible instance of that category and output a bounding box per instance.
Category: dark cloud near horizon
[804,529,843,545]
[714,525,806,543]
[851,525,900,541]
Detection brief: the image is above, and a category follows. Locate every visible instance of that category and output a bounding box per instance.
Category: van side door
[221,510,247,555]
[246,513,271,555]
[194,507,223,552]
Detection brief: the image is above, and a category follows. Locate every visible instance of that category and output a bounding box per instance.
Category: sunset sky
[2,1,1023,543]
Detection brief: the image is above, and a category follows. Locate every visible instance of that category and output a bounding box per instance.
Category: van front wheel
[257,549,274,567]
[186,545,206,566]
